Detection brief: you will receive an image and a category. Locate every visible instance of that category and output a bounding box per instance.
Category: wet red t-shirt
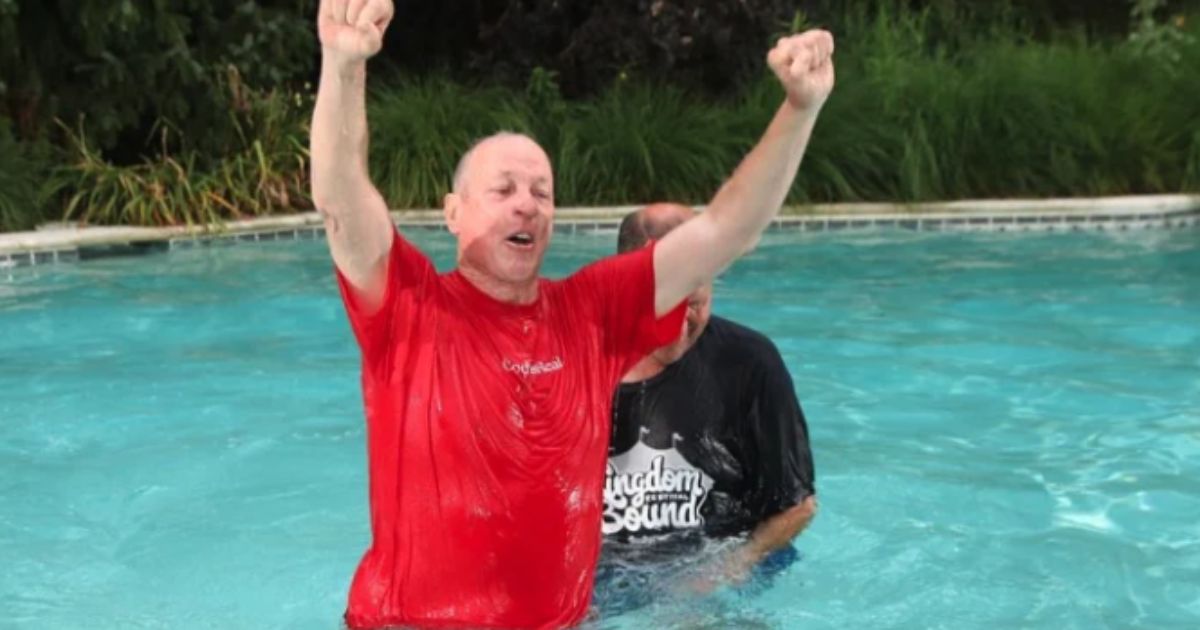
[336,234,685,629]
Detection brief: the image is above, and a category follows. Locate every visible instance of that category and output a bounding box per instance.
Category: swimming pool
[2,228,1197,629]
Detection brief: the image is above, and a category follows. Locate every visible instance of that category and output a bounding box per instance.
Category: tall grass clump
[367,74,758,208]
[554,80,748,206]
[367,77,536,207]
[56,72,312,228]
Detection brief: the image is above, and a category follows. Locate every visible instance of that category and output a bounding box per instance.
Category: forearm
[653,103,821,314]
[652,31,833,314]
[311,0,392,213]
[748,497,815,559]
[716,497,818,585]
[707,102,819,256]
[312,57,373,213]
[681,498,816,595]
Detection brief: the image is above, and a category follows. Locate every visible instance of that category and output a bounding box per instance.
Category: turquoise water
[2,228,1198,629]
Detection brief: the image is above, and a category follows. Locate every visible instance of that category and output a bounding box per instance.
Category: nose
[512,188,538,218]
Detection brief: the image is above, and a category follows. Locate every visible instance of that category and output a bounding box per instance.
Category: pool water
[2,228,1198,629]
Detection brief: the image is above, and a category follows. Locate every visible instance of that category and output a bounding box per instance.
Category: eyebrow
[497,171,551,186]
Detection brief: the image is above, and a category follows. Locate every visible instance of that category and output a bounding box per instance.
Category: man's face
[651,283,713,365]
[447,136,555,286]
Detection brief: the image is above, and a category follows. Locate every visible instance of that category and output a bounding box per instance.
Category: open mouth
[506,232,535,249]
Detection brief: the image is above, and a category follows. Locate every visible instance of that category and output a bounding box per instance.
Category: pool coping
[1,194,1198,268]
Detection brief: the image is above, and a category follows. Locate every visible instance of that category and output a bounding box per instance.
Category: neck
[458,264,539,305]
[621,355,670,383]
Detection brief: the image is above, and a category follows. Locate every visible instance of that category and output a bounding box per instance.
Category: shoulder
[576,247,654,280]
[702,316,786,365]
[696,317,796,392]
[548,248,656,305]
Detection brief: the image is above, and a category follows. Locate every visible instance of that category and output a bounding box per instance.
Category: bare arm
[654,31,835,315]
[685,496,818,593]
[733,496,818,573]
[310,0,395,309]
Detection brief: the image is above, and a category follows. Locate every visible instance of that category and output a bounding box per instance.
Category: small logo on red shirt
[501,356,564,377]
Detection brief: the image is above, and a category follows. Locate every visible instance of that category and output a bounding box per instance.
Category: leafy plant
[0,118,63,232]
[55,78,311,228]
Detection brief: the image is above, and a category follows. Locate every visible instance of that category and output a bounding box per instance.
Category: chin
[497,261,541,285]
[507,253,546,281]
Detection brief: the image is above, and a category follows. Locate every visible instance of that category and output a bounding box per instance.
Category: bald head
[453,132,549,196]
[617,203,697,253]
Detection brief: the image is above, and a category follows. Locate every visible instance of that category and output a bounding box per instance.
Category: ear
[443,192,461,235]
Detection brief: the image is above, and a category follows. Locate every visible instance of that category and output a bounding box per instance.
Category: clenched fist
[767,30,836,113]
[318,0,394,64]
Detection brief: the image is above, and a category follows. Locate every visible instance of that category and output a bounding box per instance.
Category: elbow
[741,232,763,256]
[311,166,371,220]
[702,209,762,273]
[311,188,334,219]
[310,174,349,222]
[309,170,333,216]
[310,187,346,238]
[788,496,817,521]
[774,495,819,542]
[308,152,349,217]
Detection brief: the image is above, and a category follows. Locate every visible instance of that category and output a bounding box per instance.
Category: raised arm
[653,31,835,315]
[310,0,396,309]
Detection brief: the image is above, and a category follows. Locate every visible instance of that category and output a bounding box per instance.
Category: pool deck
[1,194,1198,268]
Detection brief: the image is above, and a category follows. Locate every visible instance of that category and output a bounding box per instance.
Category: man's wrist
[321,51,368,81]
[725,541,766,580]
[780,98,824,127]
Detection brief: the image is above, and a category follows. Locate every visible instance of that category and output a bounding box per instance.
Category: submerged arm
[686,496,817,594]
[731,497,817,576]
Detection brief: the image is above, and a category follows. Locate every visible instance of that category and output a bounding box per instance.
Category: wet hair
[452,131,540,195]
[616,206,691,253]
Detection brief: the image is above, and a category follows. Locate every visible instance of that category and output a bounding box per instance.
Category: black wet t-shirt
[604,316,815,542]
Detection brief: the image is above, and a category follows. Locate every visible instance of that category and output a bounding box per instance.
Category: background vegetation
[1,0,1197,231]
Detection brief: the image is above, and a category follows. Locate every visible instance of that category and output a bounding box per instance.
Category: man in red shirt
[310,1,835,628]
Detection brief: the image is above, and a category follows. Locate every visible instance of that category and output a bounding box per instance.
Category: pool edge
[2,194,1198,267]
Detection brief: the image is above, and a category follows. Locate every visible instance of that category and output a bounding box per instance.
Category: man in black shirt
[596,203,817,609]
